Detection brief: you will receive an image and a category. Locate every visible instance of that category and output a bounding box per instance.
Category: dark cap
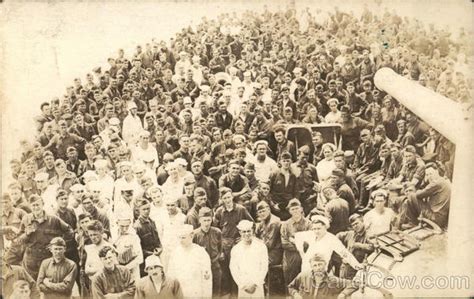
[280,151,292,160]
[331,168,345,178]
[286,198,302,210]
[244,162,255,171]
[198,207,213,218]
[194,187,207,197]
[49,237,66,247]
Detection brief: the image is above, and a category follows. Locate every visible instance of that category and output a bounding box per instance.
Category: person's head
[136,198,151,217]
[116,216,132,235]
[39,151,52,168]
[54,159,67,176]
[198,207,213,230]
[310,214,330,239]
[56,189,69,209]
[237,220,254,244]
[256,201,271,221]
[322,143,336,160]
[228,160,241,177]
[397,119,407,134]
[333,150,345,169]
[274,127,286,144]
[403,145,417,164]
[360,129,371,144]
[165,197,178,215]
[390,143,401,159]
[11,280,31,299]
[371,189,388,212]
[309,254,327,276]
[220,187,233,207]
[191,160,203,175]
[98,246,118,270]
[48,237,67,260]
[78,213,91,231]
[327,98,339,112]
[425,162,442,183]
[255,140,267,158]
[145,255,164,278]
[1,193,13,211]
[178,225,194,247]
[28,194,44,216]
[349,214,365,234]
[287,198,303,218]
[193,188,207,207]
[81,192,95,213]
[34,172,49,191]
[86,220,104,245]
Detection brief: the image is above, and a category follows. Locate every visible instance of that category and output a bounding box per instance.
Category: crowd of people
[2,4,466,299]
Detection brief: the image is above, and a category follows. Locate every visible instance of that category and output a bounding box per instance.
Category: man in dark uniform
[17,194,74,280]
[337,214,375,279]
[134,199,162,276]
[193,207,223,298]
[255,201,285,297]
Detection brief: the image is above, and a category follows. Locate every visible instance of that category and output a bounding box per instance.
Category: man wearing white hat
[131,130,159,170]
[135,255,183,299]
[93,159,114,202]
[157,196,186,271]
[168,224,212,298]
[252,140,279,182]
[230,220,268,298]
[299,214,361,274]
[33,171,58,215]
[113,213,143,281]
[122,101,143,145]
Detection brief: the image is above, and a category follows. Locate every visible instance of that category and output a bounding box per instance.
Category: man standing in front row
[91,246,136,299]
[230,220,269,298]
[192,207,223,298]
[37,237,77,299]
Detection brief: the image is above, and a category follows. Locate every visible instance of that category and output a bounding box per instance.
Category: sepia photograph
[1,0,473,298]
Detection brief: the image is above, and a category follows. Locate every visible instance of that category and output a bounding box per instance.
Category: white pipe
[375,67,474,295]
[374,67,470,144]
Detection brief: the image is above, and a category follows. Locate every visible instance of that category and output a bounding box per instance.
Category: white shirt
[252,156,279,182]
[122,114,143,146]
[364,208,396,237]
[298,231,360,273]
[168,244,212,298]
[230,238,269,298]
[113,231,143,281]
[316,159,337,182]
[325,110,342,123]
[131,144,159,169]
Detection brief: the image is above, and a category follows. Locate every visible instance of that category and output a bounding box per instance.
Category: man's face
[239,228,254,243]
[351,218,365,233]
[310,259,327,276]
[275,131,285,143]
[179,233,193,247]
[199,216,212,229]
[30,199,44,215]
[221,192,233,206]
[289,206,302,217]
[257,206,271,221]
[88,229,103,245]
[195,195,207,207]
[256,144,267,157]
[50,245,66,260]
[281,158,291,170]
[82,198,94,213]
[166,202,177,214]
[118,223,130,235]
[191,162,203,175]
[334,156,345,169]
[360,131,370,143]
[425,167,437,183]
[404,151,416,164]
[1,197,12,210]
[101,251,118,270]
[311,222,327,239]
[56,194,69,209]
[373,196,386,211]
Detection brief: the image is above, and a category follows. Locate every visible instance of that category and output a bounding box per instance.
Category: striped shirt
[92,265,136,299]
[37,257,77,299]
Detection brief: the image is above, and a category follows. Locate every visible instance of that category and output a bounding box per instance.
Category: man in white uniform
[229,220,269,298]
[167,224,212,298]
[299,215,362,274]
